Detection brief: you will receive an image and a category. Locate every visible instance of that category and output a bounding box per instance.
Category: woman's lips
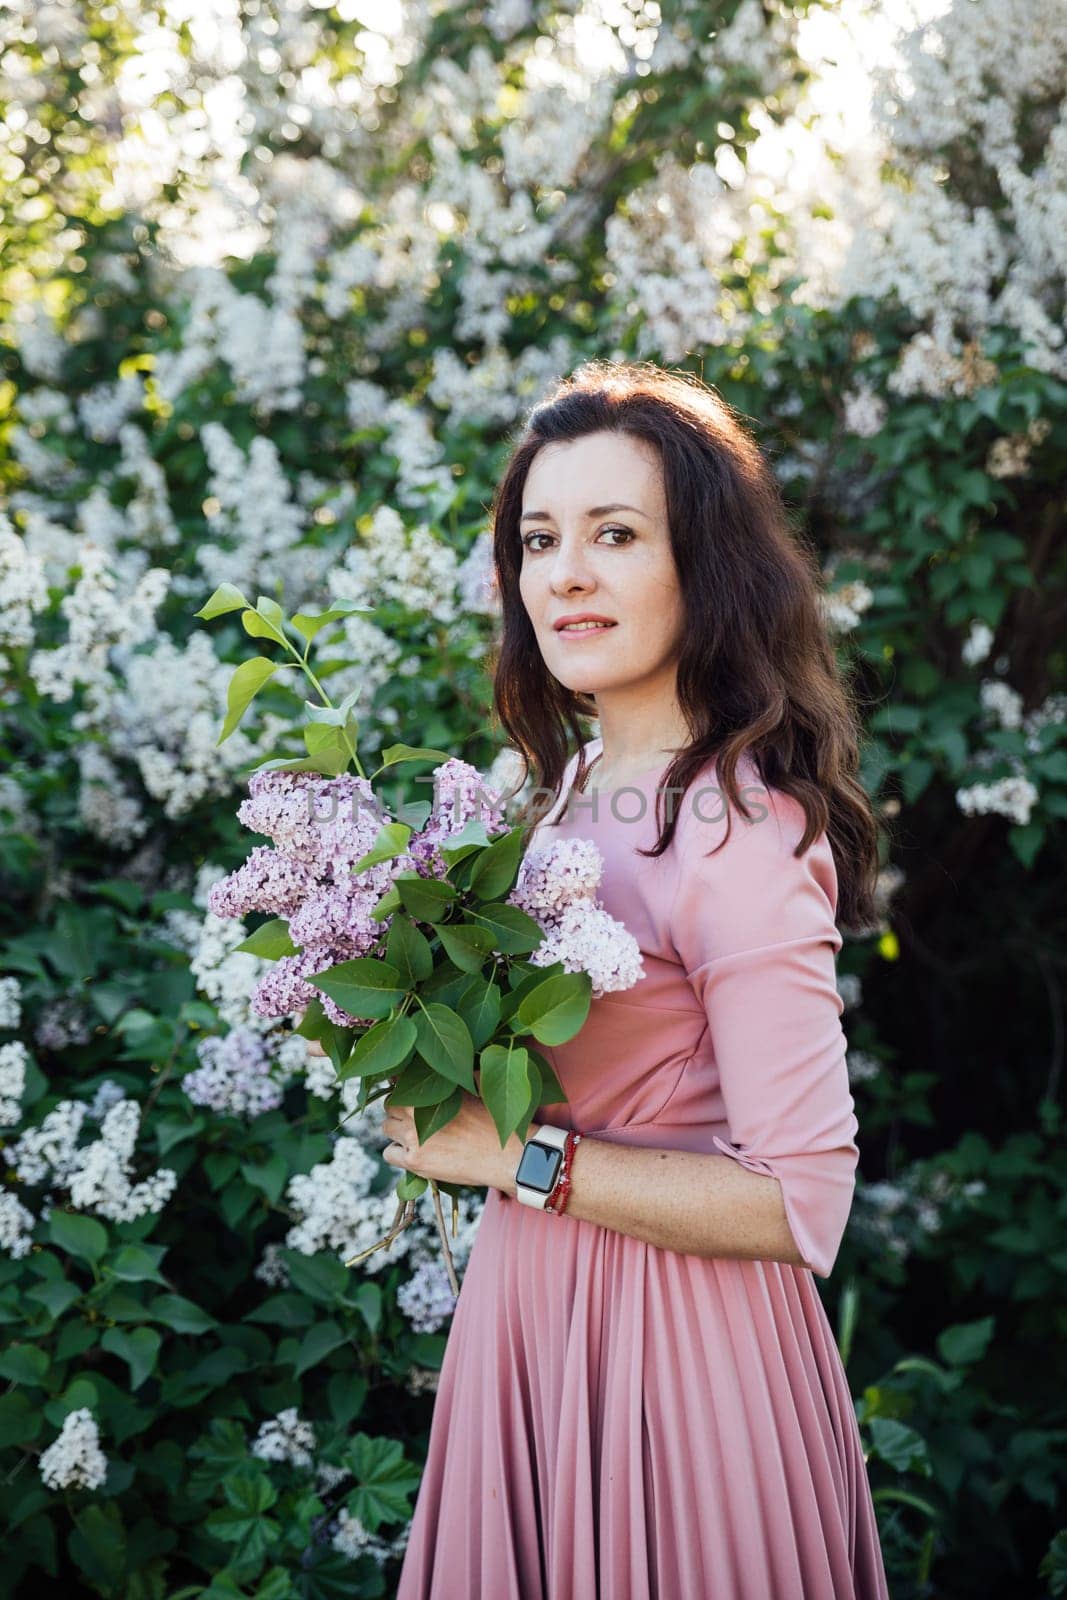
[555,622,618,640]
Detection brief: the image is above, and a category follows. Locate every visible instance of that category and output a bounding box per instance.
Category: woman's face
[517,430,685,699]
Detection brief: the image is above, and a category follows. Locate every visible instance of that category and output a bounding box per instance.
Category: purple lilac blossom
[507,837,646,1000]
[184,1026,285,1118]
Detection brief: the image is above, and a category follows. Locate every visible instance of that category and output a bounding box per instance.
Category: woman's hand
[382,1091,529,1195]
[297,1014,529,1194]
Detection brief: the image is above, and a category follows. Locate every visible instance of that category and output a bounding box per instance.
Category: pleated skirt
[395,1186,890,1600]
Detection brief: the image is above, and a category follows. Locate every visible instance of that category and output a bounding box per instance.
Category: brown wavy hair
[487,359,883,935]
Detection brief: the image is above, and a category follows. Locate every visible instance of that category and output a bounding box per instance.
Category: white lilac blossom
[331,1507,394,1565]
[87,1079,127,1121]
[0,1040,30,1125]
[0,975,22,1031]
[77,376,145,445]
[250,1407,317,1470]
[65,1099,179,1222]
[396,1257,458,1334]
[507,837,646,1000]
[26,542,170,714]
[0,1191,37,1260]
[328,503,461,625]
[39,1408,109,1492]
[34,997,93,1052]
[455,528,500,618]
[822,580,874,634]
[956,776,1039,827]
[10,1101,90,1187]
[840,382,887,439]
[836,973,863,1011]
[105,630,291,820]
[10,1096,178,1223]
[197,420,332,598]
[282,1132,484,1281]
[113,423,182,548]
[253,1241,291,1289]
[840,0,1067,386]
[283,1136,415,1271]
[184,1026,290,1119]
[979,679,1025,731]
[846,1050,882,1085]
[74,744,150,847]
[962,621,995,666]
[0,514,50,661]
[152,267,306,419]
[425,338,574,432]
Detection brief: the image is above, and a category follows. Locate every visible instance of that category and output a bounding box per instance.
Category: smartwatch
[513,1124,569,1209]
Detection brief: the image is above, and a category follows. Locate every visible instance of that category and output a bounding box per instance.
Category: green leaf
[240,1152,289,1205]
[466,825,526,902]
[48,1210,108,1265]
[865,1416,932,1476]
[385,917,435,985]
[290,602,374,642]
[387,1059,458,1107]
[148,1293,218,1335]
[218,656,279,745]
[0,1389,41,1447]
[431,919,495,974]
[26,1278,81,1319]
[241,607,285,642]
[345,1434,421,1528]
[0,1344,49,1386]
[340,1014,418,1080]
[512,971,593,1045]
[372,743,453,774]
[234,918,298,959]
[395,1171,429,1201]
[307,956,407,1021]
[353,819,413,872]
[107,1244,169,1285]
[454,976,502,1051]
[70,1504,127,1591]
[413,1086,464,1142]
[936,1316,995,1368]
[304,721,348,763]
[282,1250,349,1305]
[345,1282,382,1336]
[479,1044,537,1145]
[413,1003,475,1090]
[195,583,250,620]
[394,871,457,922]
[100,1325,162,1389]
[472,901,544,955]
[292,1319,348,1378]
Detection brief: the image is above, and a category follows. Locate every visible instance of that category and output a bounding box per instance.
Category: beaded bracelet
[546,1130,583,1216]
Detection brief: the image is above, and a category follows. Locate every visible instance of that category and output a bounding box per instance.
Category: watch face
[516,1141,563,1194]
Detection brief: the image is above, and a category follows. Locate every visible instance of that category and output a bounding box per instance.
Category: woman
[368,362,889,1597]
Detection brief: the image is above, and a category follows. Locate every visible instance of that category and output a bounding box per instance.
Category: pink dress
[396,740,890,1600]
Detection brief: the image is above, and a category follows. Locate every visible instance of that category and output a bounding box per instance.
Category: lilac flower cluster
[508,836,646,1000]
[207,761,510,1027]
[207,769,410,1026]
[184,1025,287,1118]
[395,1255,458,1333]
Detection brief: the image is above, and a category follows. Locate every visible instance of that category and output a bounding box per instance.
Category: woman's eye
[521,526,634,551]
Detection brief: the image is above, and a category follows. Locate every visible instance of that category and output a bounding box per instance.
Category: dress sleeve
[669,780,859,1279]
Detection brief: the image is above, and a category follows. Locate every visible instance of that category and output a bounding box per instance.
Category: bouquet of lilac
[195,583,646,1287]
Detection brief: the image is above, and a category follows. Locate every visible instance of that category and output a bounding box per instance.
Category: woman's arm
[490,1125,810,1269]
